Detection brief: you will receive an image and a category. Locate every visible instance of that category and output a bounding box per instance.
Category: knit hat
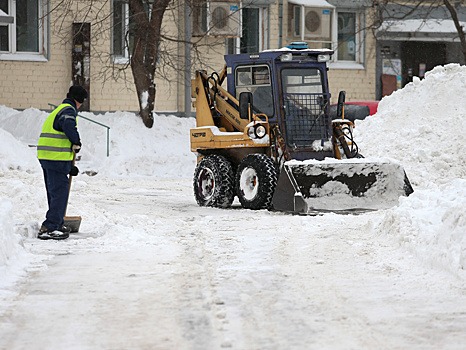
[67,85,88,103]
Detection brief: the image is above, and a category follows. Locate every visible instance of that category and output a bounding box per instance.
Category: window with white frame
[112,1,150,60]
[0,0,47,57]
[112,0,133,59]
[286,3,365,66]
[227,6,269,54]
[336,11,364,63]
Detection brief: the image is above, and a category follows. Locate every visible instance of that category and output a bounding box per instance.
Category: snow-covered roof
[0,9,13,24]
[287,0,334,8]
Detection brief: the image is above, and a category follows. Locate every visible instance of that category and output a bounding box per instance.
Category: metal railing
[48,103,110,157]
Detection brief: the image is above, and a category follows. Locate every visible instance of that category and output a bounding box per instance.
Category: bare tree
[129,0,170,127]
[443,0,466,60]
[47,0,231,128]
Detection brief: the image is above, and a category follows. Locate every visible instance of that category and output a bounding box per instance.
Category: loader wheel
[193,155,235,208]
[236,154,278,210]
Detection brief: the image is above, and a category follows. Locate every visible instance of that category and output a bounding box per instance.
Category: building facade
[0,0,463,115]
[375,2,466,98]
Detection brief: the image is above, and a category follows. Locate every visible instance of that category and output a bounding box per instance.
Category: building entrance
[401,41,446,86]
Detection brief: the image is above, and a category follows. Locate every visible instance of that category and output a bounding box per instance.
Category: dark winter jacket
[53,98,81,145]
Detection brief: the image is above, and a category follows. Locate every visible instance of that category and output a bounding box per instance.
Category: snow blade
[272,159,413,213]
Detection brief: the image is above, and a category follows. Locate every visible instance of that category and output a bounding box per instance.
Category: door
[401,41,446,87]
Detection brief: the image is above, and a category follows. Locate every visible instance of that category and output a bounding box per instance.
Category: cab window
[235,65,274,117]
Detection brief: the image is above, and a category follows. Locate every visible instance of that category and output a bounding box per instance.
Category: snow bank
[0,109,197,178]
[0,200,31,292]
[356,64,466,275]
[356,63,466,188]
[0,128,39,172]
[76,111,196,178]
[377,180,466,273]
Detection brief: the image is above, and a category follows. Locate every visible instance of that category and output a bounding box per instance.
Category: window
[335,11,364,64]
[281,68,323,94]
[112,1,133,59]
[192,1,207,36]
[235,65,274,117]
[281,68,329,146]
[0,0,47,58]
[286,4,365,66]
[112,1,150,60]
[227,7,269,54]
[338,12,356,61]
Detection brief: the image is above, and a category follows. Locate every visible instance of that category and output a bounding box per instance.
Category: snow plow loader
[190,44,413,214]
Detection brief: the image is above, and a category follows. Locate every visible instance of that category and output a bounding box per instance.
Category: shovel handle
[64,153,76,216]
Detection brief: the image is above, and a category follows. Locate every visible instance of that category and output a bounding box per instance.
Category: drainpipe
[184,0,192,118]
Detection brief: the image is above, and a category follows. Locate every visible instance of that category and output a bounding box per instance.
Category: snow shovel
[64,153,81,233]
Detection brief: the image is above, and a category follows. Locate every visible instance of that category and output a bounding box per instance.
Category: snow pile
[0,128,38,172]
[378,179,466,272]
[355,63,466,188]
[76,111,196,177]
[0,106,39,172]
[356,64,466,273]
[0,109,197,178]
[0,200,32,292]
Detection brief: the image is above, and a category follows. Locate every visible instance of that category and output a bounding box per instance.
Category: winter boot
[38,225,70,240]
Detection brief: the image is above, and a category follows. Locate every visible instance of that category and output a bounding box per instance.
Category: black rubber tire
[193,155,235,208]
[236,154,278,210]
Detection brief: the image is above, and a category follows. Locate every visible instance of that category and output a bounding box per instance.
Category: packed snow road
[1,174,466,350]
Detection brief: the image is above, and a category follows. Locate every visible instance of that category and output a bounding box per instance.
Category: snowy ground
[0,64,465,349]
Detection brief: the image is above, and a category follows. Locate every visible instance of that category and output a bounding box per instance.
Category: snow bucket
[272,158,413,213]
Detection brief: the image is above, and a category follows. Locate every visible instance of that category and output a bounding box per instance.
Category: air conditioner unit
[208,2,240,37]
[304,7,331,40]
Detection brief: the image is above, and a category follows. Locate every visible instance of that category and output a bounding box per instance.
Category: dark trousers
[40,160,71,231]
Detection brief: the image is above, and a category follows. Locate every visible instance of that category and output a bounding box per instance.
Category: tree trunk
[443,0,466,62]
[129,0,171,128]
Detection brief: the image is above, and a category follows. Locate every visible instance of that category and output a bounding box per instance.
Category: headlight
[248,124,267,139]
[255,125,266,138]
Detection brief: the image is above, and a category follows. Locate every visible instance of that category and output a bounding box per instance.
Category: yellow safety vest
[37,103,77,161]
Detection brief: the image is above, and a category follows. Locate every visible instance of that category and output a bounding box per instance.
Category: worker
[36,85,88,240]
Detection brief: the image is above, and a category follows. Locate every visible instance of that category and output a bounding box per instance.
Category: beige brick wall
[328,31,377,103]
[0,0,184,113]
[268,2,281,49]
[0,1,377,113]
[0,47,71,111]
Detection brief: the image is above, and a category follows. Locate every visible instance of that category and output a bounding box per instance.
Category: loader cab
[225,47,335,161]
